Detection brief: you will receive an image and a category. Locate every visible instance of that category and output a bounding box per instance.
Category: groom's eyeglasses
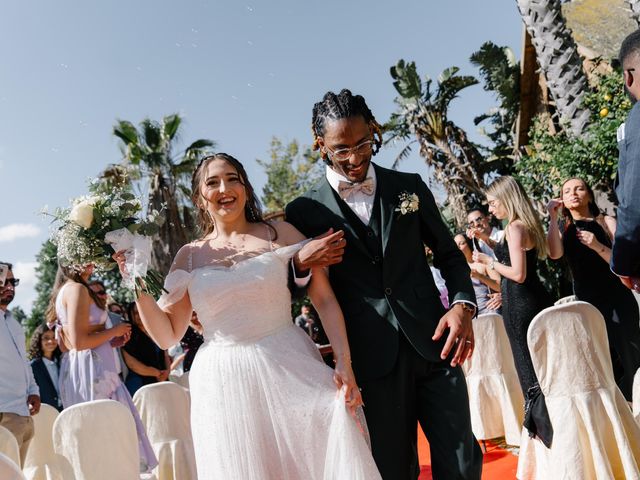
[325,140,374,161]
[4,278,19,287]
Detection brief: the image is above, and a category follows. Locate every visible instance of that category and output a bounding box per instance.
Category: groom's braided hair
[191,153,276,240]
[311,89,383,166]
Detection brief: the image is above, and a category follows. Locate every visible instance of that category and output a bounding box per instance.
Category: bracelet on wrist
[488,260,495,271]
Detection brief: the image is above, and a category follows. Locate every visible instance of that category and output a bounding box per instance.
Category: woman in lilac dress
[46,264,158,472]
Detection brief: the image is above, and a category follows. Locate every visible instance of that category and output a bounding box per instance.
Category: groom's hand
[294,228,346,273]
[432,304,475,367]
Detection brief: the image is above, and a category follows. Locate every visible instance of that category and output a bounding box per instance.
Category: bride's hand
[333,357,363,414]
[112,250,128,276]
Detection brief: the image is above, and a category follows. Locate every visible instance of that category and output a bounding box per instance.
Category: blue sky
[0,0,522,313]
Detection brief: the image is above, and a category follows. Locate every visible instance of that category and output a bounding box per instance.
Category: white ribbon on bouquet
[105,228,152,289]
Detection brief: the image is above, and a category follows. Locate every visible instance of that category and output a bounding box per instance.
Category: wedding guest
[473,176,554,448]
[89,280,129,379]
[454,234,501,315]
[46,264,157,471]
[107,301,126,319]
[466,207,504,257]
[29,324,62,411]
[612,30,640,291]
[122,302,170,396]
[0,262,40,466]
[547,177,640,399]
[295,304,315,332]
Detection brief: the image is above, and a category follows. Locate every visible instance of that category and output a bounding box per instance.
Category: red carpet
[418,427,518,479]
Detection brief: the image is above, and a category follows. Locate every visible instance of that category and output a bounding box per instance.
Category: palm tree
[516,0,590,136]
[470,41,521,173]
[626,0,640,27]
[113,114,215,274]
[386,60,487,228]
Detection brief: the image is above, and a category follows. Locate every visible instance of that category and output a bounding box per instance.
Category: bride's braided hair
[191,153,276,240]
[311,89,383,165]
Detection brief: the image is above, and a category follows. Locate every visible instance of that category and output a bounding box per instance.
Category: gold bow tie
[338,178,375,199]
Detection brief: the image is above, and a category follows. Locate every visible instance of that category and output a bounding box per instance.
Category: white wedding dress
[158,242,381,480]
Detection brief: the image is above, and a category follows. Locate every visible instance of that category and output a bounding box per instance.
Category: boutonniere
[395,192,419,215]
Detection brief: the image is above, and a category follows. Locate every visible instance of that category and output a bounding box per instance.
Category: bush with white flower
[49,181,166,297]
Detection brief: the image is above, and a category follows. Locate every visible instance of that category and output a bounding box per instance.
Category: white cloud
[0,223,41,243]
[11,261,38,315]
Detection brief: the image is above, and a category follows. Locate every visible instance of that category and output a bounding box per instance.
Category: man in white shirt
[0,262,40,466]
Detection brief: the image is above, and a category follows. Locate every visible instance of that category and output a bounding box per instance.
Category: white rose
[69,201,94,229]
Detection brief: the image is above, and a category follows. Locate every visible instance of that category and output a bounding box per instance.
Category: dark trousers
[360,334,482,480]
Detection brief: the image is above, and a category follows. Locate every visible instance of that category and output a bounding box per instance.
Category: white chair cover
[517,302,640,480]
[554,295,576,305]
[53,399,155,480]
[634,368,640,423]
[0,424,21,468]
[0,451,26,480]
[462,313,524,446]
[170,372,190,390]
[133,382,197,480]
[22,404,75,480]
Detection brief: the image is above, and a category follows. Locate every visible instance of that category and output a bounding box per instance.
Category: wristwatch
[458,302,476,316]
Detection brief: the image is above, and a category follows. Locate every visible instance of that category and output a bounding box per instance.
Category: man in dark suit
[613,30,640,293]
[286,90,482,479]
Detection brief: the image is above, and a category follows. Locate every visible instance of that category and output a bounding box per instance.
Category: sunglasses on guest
[3,278,20,287]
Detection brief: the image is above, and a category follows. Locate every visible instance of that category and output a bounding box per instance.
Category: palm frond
[390,60,423,100]
[141,119,162,152]
[185,139,216,152]
[163,114,182,140]
[113,121,139,146]
[391,142,416,170]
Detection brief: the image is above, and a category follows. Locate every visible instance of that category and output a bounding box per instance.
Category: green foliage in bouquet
[48,179,166,298]
[516,70,631,203]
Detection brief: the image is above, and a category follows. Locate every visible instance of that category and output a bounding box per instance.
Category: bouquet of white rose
[49,181,166,298]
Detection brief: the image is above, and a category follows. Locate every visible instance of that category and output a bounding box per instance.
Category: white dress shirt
[42,357,60,397]
[0,309,39,416]
[325,164,377,224]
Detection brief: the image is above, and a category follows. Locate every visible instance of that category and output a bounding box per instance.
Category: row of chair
[464,300,640,479]
[0,381,197,480]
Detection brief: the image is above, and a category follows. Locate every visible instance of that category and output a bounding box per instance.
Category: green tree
[26,239,58,337]
[257,137,323,214]
[386,60,487,228]
[516,70,630,204]
[516,0,590,135]
[470,41,521,172]
[113,114,216,274]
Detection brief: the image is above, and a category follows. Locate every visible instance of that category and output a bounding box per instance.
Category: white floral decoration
[395,192,419,215]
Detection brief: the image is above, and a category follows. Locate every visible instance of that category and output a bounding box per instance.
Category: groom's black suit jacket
[285,164,475,382]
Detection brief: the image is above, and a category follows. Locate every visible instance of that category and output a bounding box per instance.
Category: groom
[286,89,482,479]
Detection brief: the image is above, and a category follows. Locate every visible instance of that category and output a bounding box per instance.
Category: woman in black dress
[547,177,640,400]
[473,176,553,448]
[122,302,171,396]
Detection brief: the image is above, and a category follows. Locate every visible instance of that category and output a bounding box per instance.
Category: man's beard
[625,84,638,104]
[0,293,14,307]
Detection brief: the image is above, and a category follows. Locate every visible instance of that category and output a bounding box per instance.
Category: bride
[115,152,381,479]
